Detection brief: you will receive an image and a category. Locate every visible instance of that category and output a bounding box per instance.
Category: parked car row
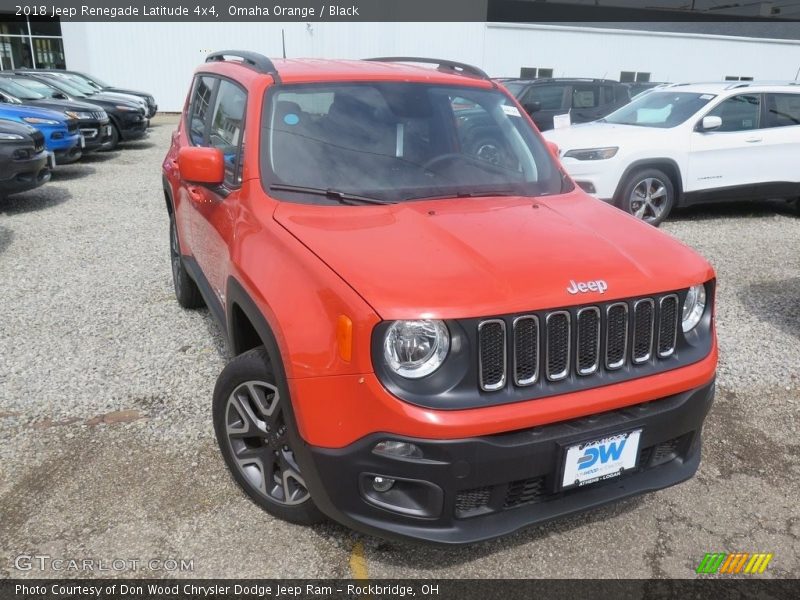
[0,70,156,200]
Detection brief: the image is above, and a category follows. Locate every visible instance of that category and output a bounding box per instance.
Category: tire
[618,168,675,227]
[169,215,203,309]
[103,123,121,151]
[213,347,325,525]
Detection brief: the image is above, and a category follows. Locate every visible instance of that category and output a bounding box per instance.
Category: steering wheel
[423,153,466,172]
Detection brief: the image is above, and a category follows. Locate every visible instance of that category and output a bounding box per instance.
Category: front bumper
[560,157,624,202]
[117,112,148,140]
[79,119,113,152]
[298,379,714,544]
[0,149,51,196]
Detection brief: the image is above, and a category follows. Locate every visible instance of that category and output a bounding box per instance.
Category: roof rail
[205,50,280,82]
[365,57,490,80]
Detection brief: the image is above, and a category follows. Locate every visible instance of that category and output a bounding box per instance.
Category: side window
[522,85,566,110]
[765,93,800,128]
[207,79,247,185]
[571,85,599,109]
[706,94,761,131]
[188,75,216,145]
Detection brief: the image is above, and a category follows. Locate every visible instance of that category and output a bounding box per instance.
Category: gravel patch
[1,115,798,578]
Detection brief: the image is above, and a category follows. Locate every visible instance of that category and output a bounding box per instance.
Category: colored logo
[578,438,627,470]
[696,552,773,574]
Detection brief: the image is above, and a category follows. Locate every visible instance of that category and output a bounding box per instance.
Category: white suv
[542,82,800,225]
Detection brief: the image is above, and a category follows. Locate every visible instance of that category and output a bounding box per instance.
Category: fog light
[372,476,395,493]
[373,440,423,459]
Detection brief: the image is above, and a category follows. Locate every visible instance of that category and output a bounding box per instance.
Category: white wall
[61,21,800,112]
[60,22,487,111]
[484,24,800,82]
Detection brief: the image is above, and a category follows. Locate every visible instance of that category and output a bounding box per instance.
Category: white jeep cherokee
[543,82,800,225]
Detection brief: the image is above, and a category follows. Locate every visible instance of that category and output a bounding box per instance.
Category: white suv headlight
[682,284,707,332]
[383,320,450,379]
[563,147,619,160]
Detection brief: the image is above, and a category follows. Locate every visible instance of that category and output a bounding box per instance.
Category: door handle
[187,185,204,202]
[745,137,762,143]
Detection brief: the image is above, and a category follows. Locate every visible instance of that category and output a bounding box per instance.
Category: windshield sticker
[283,113,300,125]
[700,94,715,100]
[502,105,521,117]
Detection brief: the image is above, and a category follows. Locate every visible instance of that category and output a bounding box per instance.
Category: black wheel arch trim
[614,158,684,206]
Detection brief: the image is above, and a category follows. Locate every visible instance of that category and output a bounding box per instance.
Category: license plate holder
[561,429,642,490]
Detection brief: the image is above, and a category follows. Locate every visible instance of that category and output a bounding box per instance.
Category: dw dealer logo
[695,552,773,575]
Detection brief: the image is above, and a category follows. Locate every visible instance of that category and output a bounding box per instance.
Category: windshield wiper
[269,184,394,206]
[408,188,519,201]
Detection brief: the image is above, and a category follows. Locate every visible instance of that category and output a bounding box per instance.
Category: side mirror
[54,92,68,100]
[523,101,542,114]
[546,141,560,159]
[178,146,224,184]
[699,115,722,132]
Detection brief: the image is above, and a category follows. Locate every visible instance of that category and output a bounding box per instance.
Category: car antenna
[282,29,286,59]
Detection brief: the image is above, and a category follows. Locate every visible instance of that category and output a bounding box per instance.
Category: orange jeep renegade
[163,52,717,544]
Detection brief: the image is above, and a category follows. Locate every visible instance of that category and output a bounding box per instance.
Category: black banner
[3,0,800,22]
[1,580,799,600]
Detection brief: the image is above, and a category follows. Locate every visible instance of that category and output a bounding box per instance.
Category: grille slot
[513,316,539,386]
[605,302,628,369]
[545,311,570,381]
[478,319,506,391]
[576,307,600,375]
[632,299,655,364]
[455,487,492,517]
[658,295,679,357]
[504,477,546,508]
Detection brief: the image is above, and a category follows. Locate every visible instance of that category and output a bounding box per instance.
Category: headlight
[383,320,449,379]
[115,105,137,111]
[0,133,24,141]
[22,117,59,125]
[563,147,619,161]
[64,111,94,120]
[682,284,707,333]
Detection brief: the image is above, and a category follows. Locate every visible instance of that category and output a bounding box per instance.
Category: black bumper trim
[298,379,715,545]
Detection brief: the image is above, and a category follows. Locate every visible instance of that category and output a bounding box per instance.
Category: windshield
[12,77,62,99]
[501,82,527,97]
[0,78,45,100]
[604,91,715,128]
[74,72,109,89]
[263,82,564,204]
[37,75,87,98]
[46,74,97,95]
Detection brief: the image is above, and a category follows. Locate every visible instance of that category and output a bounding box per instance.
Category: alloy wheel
[628,177,669,223]
[224,380,310,506]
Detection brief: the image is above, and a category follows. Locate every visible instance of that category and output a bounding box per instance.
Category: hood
[0,118,38,136]
[274,191,713,320]
[91,91,145,107]
[106,87,151,100]
[0,103,67,123]
[543,122,669,152]
[27,99,105,114]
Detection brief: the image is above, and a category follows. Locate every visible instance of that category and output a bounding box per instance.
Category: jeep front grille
[477,293,681,393]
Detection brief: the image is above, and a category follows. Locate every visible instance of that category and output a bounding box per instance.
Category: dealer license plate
[80,135,85,148]
[106,125,112,136]
[562,429,641,489]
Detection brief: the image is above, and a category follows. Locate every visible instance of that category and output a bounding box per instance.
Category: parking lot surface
[1,115,798,579]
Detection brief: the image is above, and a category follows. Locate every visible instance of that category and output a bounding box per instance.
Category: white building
[3,18,800,111]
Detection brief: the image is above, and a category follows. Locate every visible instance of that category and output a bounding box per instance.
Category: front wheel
[619,168,675,227]
[213,347,325,525]
[103,123,121,151]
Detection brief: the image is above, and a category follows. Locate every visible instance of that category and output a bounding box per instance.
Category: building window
[725,76,754,81]
[520,67,553,79]
[620,71,651,83]
[0,13,64,70]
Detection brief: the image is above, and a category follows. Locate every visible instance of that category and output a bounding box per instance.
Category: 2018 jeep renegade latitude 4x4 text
[163,52,717,544]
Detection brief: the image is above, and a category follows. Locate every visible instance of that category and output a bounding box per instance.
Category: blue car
[0,104,82,165]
